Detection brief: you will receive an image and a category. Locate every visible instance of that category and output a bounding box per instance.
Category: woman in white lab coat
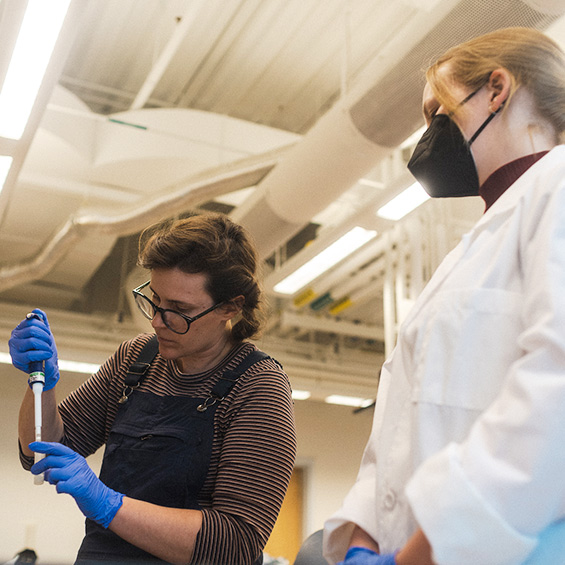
[324,27,565,565]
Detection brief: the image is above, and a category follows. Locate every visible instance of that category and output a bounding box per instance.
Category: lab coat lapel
[399,152,549,330]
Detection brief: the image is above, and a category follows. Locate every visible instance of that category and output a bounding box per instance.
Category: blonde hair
[427,27,565,139]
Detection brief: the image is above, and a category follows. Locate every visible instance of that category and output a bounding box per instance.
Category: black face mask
[407,88,502,198]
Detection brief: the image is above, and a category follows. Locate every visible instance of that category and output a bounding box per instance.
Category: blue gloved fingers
[10,328,54,364]
[31,454,73,477]
[339,546,398,565]
[29,441,73,456]
[11,323,52,340]
[31,308,52,330]
[28,441,124,529]
[29,442,74,475]
[9,311,60,390]
[30,442,84,486]
[10,337,52,363]
[42,467,81,491]
[11,311,52,340]
[10,326,53,351]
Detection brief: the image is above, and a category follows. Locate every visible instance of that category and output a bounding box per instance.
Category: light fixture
[291,390,311,401]
[273,226,377,295]
[0,0,72,140]
[0,352,100,375]
[0,156,14,190]
[58,359,101,375]
[325,394,374,408]
[377,182,430,221]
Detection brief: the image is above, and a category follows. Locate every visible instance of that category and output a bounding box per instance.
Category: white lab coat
[324,146,565,565]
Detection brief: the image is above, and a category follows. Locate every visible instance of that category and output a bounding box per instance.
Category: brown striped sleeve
[191,358,297,565]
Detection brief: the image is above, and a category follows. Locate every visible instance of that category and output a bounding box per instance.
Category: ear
[220,295,245,320]
[487,68,512,112]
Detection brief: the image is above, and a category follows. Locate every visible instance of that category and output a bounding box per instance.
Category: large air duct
[231,100,391,257]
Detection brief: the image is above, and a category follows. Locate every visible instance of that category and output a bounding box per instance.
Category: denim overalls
[76,337,267,564]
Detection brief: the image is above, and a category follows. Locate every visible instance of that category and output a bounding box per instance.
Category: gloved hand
[338,546,398,565]
[9,308,60,390]
[30,441,124,529]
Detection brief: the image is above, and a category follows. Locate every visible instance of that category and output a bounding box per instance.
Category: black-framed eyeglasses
[132,281,225,335]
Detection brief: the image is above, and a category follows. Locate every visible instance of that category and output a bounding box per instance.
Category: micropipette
[26,312,45,486]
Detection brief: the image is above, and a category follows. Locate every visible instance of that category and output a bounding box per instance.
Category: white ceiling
[1,0,565,401]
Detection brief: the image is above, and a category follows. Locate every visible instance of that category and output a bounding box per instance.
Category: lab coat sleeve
[323,369,392,564]
[406,173,565,564]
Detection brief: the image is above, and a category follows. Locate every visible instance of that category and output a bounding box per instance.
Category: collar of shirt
[480,151,549,212]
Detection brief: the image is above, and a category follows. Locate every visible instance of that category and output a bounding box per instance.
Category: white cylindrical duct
[231,99,391,258]
[233,0,565,261]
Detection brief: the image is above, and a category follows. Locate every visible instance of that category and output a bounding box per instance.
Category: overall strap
[123,335,159,387]
[123,338,280,410]
[197,349,280,412]
[211,350,270,398]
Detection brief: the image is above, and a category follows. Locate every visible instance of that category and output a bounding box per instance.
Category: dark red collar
[479,151,549,211]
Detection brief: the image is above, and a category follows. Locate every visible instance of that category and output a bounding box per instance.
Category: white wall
[0,364,103,564]
[0,363,374,564]
[293,399,373,538]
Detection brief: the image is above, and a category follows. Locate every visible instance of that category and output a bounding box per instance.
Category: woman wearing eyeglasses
[10,213,297,564]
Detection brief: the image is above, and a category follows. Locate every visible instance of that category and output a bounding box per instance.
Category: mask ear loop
[447,87,481,118]
[468,101,505,145]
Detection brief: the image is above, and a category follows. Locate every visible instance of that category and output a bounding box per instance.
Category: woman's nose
[151,310,166,329]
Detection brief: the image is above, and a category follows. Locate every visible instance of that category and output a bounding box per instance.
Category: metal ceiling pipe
[230,0,466,259]
[129,1,208,110]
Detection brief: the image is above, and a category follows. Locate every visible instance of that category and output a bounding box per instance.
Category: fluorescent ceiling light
[325,394,374,408]
[0,352,100,375]
[377,182,430,221]
[0,156,13,192]
[0,0,71,140]
[291,389,311,401]
[58,359,101,375]
[274,226,377,295]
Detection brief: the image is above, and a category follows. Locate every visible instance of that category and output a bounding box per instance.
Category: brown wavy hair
[138,213,264,341]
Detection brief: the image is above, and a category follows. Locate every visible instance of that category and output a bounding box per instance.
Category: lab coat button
[383,490,396,510]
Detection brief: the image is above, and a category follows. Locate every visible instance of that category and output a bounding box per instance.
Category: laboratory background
[0,0,564,562]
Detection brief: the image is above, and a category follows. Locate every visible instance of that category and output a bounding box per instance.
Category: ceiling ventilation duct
[0,147,286,294]
[233,0,565,259]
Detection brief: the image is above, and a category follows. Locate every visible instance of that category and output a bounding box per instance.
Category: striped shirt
[25,333,297,564]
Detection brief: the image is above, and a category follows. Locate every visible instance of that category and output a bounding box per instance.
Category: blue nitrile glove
[30,442,124,529]
[338,546,398,565]
[9,309,60,390]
